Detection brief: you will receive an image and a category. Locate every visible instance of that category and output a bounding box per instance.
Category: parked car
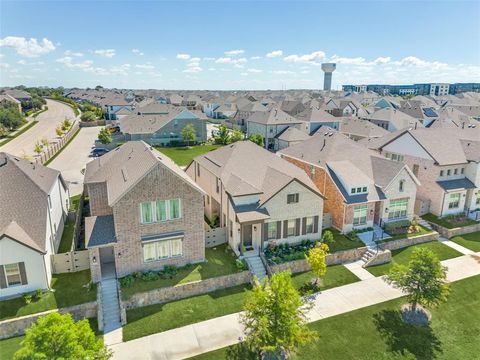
[92,148,109,157]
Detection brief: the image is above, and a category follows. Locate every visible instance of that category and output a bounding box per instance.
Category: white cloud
[0,36,56,57]
[0,63,10,69]
[64,50,83,57]
[189,57,201,63]
[225,49,244,56]
[247,68,262,73]
[215,57,232,64]
[284,51,325,64]
[177,53,191,60]
[17,59,26,65]
[373,56,391,65]
[94,49,116,58]
[132,49,144,56]
[56,56,93,69]
[215,57,247,68]
[266,50,283,58]
[250,56,262,60]
[272,70,294,75]
[329,55,368,66]
[240,72,248,76]
[135,64,155,70]
[110,64,130,75]
[183,66,202,73]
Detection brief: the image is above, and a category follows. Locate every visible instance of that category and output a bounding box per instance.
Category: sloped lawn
[450,231,480,252]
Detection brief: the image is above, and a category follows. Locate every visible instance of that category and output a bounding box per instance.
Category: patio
[356,226,391,248]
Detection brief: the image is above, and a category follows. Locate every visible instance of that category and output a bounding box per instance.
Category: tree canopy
[0,104,24,130]
[181,123,196,146]
[248,133,264,147]
[305,242,329,286]
[98,128,112,145]
[13,312,111,360]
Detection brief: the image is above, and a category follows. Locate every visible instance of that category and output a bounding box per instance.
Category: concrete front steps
[100,278,122,345]
[245,255,267,281]
[360,248,377,265]
[417,218,433,230]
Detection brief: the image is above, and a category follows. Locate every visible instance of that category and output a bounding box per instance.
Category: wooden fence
[205,225,227,248]
[52,249,90,274]
[34,121,80,164]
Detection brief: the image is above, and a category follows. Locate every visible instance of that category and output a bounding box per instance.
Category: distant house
[186,141,324,255]
[84,141,205,282]
[246,107,304,150]
[119,107,207,146]
[100,95,134,121]
[339,117,389,141]
[1,89,32,103]
[279,131,419,234]
[276,127,310,150]
[363,108,421,132]
[295,105,342,133]
[0,153,69,299]
[0,94,22,112]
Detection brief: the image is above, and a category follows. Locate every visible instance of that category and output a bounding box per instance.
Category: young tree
[241,271,317,358]
[80,111,97,122]
[40,137,49,147]
[34,142,43,155]
[386,247,450,321]
[181,123,196,146]
[55,126,64,137]
[230,129,244,143]
[305,243,329,286]
[248,133,264,147]
[13,312,111,360]
[98,128,112,145]
[214,125,230,145]
[62,118,72,131]
[321,230,335,246]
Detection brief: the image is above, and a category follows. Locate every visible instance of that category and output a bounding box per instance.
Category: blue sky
[1,0,479,89]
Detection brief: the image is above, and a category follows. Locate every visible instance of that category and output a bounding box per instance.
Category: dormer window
[287,193,299,204]
[356,187,362,193]
[362,187,367,192]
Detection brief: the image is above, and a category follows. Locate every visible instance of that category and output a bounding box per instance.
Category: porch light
[92,256,97,264]
[253,226,257,231]
[385,208,389,213]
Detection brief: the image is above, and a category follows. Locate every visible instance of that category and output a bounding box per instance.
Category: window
[388,199,408,220]
[399,180,405,192]
[356,187,362,193]
[4,263,21,287]
[362,187,367,192]
[447,169,451,176]
[461,168,465,174]
[454,168,458,175]
[267,222,278,240]
[351,188,356,194]
[353,205,368,226]
[143,238,183,262]
[287,193,299,204]
[476,193,480,205]
[412,164,419,177]
[216,177,220,193]
[305,217,314,234]
[287,220,296,237]
[440,170,444,177]
[448,193,460,209]
[140,199,182,224]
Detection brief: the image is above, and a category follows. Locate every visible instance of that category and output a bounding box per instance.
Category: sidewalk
[111,253,480,360]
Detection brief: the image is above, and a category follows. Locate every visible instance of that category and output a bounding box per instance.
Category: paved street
[0,99,77,158]
[48,126,100,196]
[111,253,480,360]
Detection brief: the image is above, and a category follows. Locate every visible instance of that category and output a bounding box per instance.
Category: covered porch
[235,206,270,256]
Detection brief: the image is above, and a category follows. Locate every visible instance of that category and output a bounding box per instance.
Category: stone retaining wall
[0,301,97,340]
[379,232,438,251]
[365,250,392,267]
[428,223,480,239]
[270,247,368,275]
[121,271,252,310]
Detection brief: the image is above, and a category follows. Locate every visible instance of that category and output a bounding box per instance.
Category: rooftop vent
[121,167,128,182]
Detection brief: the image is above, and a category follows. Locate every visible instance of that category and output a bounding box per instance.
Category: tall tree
[230,129,244,143]
[181,123,196,146]
[305,243,329,286]
[248,134,264,147]
[241,271,317,358]
[214,125,230,145]
[13,312,111,360]
[386,247,450,316]
[98,128,112,145]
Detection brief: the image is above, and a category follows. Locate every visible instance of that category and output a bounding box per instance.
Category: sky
[0,0,479,90]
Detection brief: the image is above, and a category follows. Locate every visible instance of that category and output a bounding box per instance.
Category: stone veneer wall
[365,249,392,267]
[0,301,97,340]
[428,223,480,239]
[379,232,438,251]
[269,247,368,275]
[121,271,252,310]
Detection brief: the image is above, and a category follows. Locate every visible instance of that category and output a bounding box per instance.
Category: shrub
[385,220,410,233]
[133,272,143,280]
[141,271,160,282]
[322,230,335,245]
[162,265,178,276]
[120,275,135,288]
[23,293,33,304]
[236,259,248,271]
[35,289,43,299]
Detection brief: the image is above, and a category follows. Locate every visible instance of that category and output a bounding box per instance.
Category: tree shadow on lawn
[373,310,442,360]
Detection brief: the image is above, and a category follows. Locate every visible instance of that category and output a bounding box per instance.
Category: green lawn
[384,225,433,242]
[121,244,242,299]
[57,219,75,253]
[325,228,365,253]
[422,213,478,229]
[367,241,463,277]
[0,121,38,147]
[0,270,96,321]
[190,275,480,360]
[0,318,101,360]
[156,144,222,166]
[69,194,81,212]
[450,231,480,252]
[123,264,358,342]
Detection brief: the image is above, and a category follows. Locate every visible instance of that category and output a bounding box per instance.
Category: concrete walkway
[111,253,480,360]
[438,236,475,255]
[344,260,376,280]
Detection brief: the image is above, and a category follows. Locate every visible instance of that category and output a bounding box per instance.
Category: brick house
[84,141,205,283]
[366,127,480,218]
[278,130,419,234]
[185,141,324,255]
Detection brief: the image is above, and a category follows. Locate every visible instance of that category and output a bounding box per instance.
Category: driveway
[0,99,77,157]
[48,126,100,196]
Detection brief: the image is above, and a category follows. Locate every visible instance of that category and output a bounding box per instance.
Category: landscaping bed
[190,275,480,360]
[422,213,478,229]
[120,244,246,299]
[0,270,96,321]
[450,231,480,252]
[155,144,222,166]
[380,225,433,242]
[367,241,463,277]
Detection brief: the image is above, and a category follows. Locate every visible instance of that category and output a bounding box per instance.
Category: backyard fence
[205,226,227,248]
[34,121,80,165]
[52,249,90,274]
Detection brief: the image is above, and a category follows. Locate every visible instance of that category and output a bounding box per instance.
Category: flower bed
[264,240,316,265]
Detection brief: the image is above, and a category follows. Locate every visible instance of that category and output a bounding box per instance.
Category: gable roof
[365,108,421,129]
[275,126,310,142]
[247,107,302,125]
[1,221,46,253]
[84,141,204,206]
[192,141,322,204]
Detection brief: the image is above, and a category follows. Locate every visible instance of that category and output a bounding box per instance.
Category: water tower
[321,63,336,91]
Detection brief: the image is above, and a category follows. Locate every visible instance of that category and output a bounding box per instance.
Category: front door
[242,224,253,250]
[99,246,116,279]
[374,201,382,225]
